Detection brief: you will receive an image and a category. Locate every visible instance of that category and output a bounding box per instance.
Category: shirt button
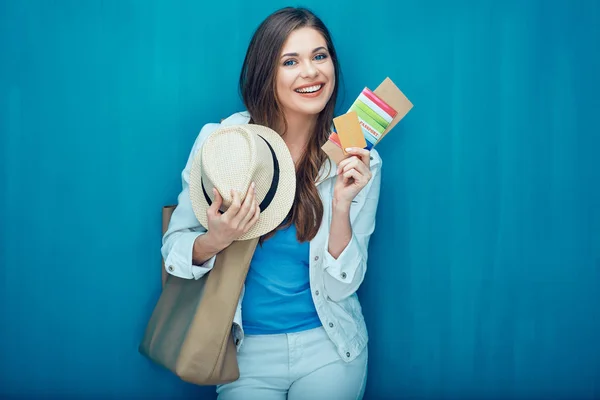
[341,272,347,279]
[329,322,334,328]
[168,265,174,272]
[346,352,351,358]
[314,256,319,261]
[315,290,319,296]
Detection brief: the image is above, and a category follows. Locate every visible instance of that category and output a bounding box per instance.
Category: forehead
[281,27,327,53]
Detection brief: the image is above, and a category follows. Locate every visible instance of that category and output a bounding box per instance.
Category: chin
[298,105,328,116]
[293,99,331,117]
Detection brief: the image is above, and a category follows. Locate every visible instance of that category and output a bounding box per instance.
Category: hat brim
[189,124,296,240]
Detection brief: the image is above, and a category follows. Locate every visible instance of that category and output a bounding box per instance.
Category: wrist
[199,232,230,253]
[332,197,352,214]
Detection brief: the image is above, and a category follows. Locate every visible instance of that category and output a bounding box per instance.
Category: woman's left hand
[333,147,372,208]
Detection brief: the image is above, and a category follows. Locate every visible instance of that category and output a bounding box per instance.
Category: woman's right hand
[204,182,261,249]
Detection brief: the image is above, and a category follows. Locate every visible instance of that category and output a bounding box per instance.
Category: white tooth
[296,84,322,93]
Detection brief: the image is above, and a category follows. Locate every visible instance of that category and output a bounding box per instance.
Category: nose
[300,61,319,79]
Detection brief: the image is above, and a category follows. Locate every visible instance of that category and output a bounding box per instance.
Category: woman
[162,7,382,400]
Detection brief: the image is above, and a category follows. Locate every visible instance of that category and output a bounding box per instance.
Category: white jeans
[216,326,368,400]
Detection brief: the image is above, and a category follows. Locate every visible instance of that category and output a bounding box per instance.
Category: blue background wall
[1,0,599,398]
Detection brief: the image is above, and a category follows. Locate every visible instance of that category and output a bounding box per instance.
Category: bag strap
[161,205,177,289]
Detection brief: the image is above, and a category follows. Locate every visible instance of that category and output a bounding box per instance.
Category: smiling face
[275,27,336,121]
[239,7,341,243]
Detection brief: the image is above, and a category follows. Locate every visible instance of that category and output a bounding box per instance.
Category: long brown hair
[239,7,341,242]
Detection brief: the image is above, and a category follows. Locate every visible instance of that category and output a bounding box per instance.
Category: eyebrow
[281,46,328,58]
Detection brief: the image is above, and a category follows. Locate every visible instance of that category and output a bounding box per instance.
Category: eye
[283,59,297,66]
[314,53,328,61]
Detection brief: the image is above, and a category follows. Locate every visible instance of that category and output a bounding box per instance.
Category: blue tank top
[242,224,322,335]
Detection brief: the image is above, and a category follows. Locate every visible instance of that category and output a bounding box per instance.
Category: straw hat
[189,124,296,240]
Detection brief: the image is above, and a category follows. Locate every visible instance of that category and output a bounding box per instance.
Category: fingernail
[251,181,255,189]
[212,188,217,195]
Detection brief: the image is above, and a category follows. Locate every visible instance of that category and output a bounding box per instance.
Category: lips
[294,83,324,94]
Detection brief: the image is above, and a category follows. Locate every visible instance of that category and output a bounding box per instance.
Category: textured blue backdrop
[1,0,599,398]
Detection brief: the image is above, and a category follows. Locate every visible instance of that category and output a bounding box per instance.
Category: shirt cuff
[163,232,216,280]
[323,234,361,283]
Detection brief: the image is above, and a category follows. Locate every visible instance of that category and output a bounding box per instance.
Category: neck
[279,111,318,165]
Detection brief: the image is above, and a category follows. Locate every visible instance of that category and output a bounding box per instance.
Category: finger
[343,158,369,175]
[344,147,371,167]
[225,188,242,219]
[340,157,362,174]
[337,156,359,174]
[239,197,257,228]
[342,168,361,184]
[337,156,354,170]
[344,147,370,160]
[244,203,261,232]
[208,188,223,216]
[232,182,255,226]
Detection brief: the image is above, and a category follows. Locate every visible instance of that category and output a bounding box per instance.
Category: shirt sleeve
[321,157,382,302]
[161,124,219,280]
